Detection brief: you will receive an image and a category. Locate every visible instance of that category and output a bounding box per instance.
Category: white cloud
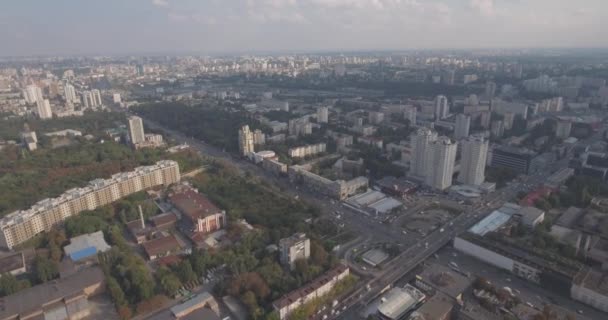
[152,0,169,8]
[470,0,495,18]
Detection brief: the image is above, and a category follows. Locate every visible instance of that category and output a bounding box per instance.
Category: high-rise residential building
[317,106,329,123]
[458,135,489,186]
[485,81,497,100]
[454,114,471,140]
[443,70,455,85]
[410,128,438,178]
[425,137,457,190]
[23,85,43,104]
[36,99,53,119]
[82,91,93,108]
[0,160,180,249]
[91,89,102,106]
[556,120,572,139]
[435,95,449,119]
[64,84,76,103]
[253,129,266,145]
[238,125,255,157]
[279,233,310,270]
[112,93,122,104]
[128,116,145,145]
[404,105,417,124]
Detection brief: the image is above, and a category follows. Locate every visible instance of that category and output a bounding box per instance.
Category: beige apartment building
[0,160,180,249]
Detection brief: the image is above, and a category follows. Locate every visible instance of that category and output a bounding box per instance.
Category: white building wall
[453,237,515,271]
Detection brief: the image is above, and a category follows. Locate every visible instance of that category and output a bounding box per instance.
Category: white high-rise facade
[404,105,417,124]
[317,107,329,123]
[410,128,438,178]
[458,135,488,186]
[82,91,93,108]
[24,85,43,104]
[64,84,76,103]
[435,95,449,119]
[37,99,53,119]
[425,137,457,190]
[454,114,471,140]
[91,89,102,106]
[128,116,145,144]
[238,125,255,157]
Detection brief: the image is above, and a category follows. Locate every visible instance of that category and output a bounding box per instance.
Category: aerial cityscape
[2,1,608,320]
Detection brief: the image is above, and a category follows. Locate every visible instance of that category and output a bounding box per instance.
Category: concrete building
[404,105,417,124]
[377,285,426,320]
[454,114,471,140]
[273,264,349,320]
[491,120,504,138]
[503,112,515,131]
[410,128,438,179]
[415,263,471,304]
[435,95,449,119]
[142,234,182,260]
[317,106,329,123]
[518,207,545,228]
[91,89,102,106]
[238,125,255,157]
[490,146,536,175]
[571,268,608,313]
[556,119,572,139]
[485,81,496,99]
[168,185,227,235]
[64,84,77,103]
[0,160,180,249]
[458,135,488,186]
[288,165,368,200]
[480,111,491,129]
[37,99,53,119]
[369,111,385,124]
[128,116,146,145]
[82,91,93,108]
[0,266,105,320]
[288,143,326,158]
[23,85,43,104]
[279,233,310,270]
[425,137,457,190]
[112,93,121,104]
[253,129,266,145]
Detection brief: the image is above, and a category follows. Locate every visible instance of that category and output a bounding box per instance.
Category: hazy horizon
[2,0,608,56]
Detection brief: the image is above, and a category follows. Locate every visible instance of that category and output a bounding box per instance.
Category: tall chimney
[138,205,145,229]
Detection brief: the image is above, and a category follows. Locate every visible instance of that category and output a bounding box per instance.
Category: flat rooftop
[417,263,471,299]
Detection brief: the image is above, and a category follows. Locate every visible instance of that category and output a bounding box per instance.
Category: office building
[317,106,329,123]
[128,116,146,145]
[556,120,572,139]
[279,233,310,270]
[491,120,504,138]
[485,81,496,100]
[410,128,438,178]
[36,99,53,119]
[425,137,457,190]
[435,95,449,119]
[64,84,76,103]
[23,85,43,104]
[458,135,489,186]
[490,146,535,175]
[454,114,471,140]
[238,125,255,157]
[0,160,180,249]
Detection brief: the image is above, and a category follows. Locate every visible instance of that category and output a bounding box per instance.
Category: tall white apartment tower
[64,84,77,103]
[128,116,145,144]
[238,125,255,157]
[435,95,449,119]
[454,114,471,140]
[317,106,329,123]
[404,105,417,124]
[410,128,438,178]
[82,91,93,108]
[91,89,102,106]
[425,136,457,190]
[37,99,53,119]
[458,135,489,186]
[24,85,43,104]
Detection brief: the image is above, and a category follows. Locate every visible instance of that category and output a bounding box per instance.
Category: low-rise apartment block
[288,143,326,158]
[279,233,310,270]
[0,160,180,249]
[273,264,350,320]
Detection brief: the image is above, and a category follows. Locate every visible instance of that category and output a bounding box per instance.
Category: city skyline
[2,0,608,56]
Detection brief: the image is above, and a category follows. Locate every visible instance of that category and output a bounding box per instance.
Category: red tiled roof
[169,189,221,221]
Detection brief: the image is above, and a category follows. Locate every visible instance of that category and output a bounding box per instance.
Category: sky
[1,0,607,56]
